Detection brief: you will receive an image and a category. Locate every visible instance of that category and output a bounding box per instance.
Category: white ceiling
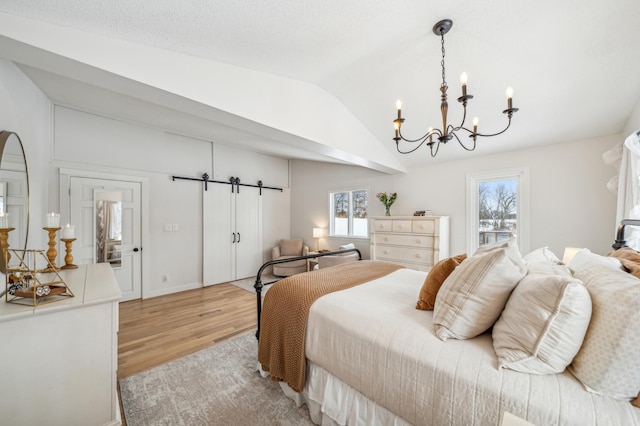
[0,0,639,172]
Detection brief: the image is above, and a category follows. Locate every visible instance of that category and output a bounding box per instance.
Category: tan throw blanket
[258,260,404,392]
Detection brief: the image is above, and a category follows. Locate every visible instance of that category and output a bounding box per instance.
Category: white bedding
[297,268,640,426]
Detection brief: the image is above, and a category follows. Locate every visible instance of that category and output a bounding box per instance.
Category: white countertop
[0,263,122,323]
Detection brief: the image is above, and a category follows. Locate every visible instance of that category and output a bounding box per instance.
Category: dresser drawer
[412,220,436,234]
[392,220,412,233]
[374,245,435,265]
[376,233,434,248]
[373,219,393,232]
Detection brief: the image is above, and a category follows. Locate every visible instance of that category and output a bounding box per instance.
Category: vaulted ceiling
[0,1,639,173]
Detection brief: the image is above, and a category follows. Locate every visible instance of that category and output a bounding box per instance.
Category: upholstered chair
[272,239,309,277]
[317,243,359,269]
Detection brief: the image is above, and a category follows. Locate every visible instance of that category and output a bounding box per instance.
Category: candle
[396,99,402,119]
[505,86,514,110]
[0,212,8,228]
[460,72,468,97]
[473,116,479,134]
[46,212,60,228]
[62,224,75,239]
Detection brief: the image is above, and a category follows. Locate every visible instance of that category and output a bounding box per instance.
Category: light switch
[172,224,179,232]
[163,224,172,232]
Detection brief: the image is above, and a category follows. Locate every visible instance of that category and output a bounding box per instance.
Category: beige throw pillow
[433,244,526,341]
[492,270,591,374]
[416,254,467,310]
[568,249,640,399]
[280,239,303,256]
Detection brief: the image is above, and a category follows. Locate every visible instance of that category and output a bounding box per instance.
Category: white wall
[291,134,620,258]
[0,59,51,250]
[51,106,290,297]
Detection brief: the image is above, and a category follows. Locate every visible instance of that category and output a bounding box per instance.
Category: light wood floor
[118,283,257,379]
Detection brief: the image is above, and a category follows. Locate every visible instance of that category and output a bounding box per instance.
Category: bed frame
[612,219,640,249]
[253,247,362,339]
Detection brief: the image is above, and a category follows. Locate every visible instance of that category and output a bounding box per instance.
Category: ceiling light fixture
[393,19,519,157]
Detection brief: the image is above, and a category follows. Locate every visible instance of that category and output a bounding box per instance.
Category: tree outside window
[330,189,368,238]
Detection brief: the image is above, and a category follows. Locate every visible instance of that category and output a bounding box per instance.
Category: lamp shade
[313,227,323,238]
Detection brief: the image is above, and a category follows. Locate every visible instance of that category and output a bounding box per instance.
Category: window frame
[466,167,530,254]
[328,188,369,239]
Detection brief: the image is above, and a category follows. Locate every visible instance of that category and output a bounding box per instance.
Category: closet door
[203,184,233,286]
[234,189,262,280]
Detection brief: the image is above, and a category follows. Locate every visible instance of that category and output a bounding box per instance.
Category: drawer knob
[416,239,421,243]
[398,224,404,228]
[384,250,389,254]
[384,237,389,241]
[416,253,422,258]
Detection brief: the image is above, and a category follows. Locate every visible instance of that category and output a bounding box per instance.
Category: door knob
[133,248,140,252]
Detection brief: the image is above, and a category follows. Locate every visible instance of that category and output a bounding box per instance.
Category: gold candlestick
[43,227,61,270]
[61,238,78,269]
[0,227,14,265]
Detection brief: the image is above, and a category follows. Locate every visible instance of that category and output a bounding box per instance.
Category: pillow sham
[416,254,467,310]
[492,272,591,374]
[568,249,640,399]
[473,236,517,256]
[523,246,561,264]
[433,244,526,341]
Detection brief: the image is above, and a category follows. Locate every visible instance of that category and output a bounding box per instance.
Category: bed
[257,241,640,425]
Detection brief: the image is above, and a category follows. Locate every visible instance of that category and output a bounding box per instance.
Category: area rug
[119,332,313,426]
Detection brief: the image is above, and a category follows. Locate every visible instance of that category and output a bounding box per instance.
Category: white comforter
[304,268,640,426]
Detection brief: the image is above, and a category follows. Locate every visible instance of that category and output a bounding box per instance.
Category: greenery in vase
[376,192,397,215]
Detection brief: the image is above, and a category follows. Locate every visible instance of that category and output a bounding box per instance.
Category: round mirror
[0,131,29,274]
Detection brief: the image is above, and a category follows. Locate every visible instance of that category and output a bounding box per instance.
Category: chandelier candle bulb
[460,72,468,96]
[428,127,434,143]
[394,122,400,139]
[396,100,402,119]
[506,87,514,109]
[473,117,479,133]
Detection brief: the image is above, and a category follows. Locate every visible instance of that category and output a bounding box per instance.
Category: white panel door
[234,188,262,280]
[203,184,263,285]
[70,177,142,301]
[203,184,233,286]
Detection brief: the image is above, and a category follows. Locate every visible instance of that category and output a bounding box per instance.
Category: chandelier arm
[398,128,441,144]
[451,131,477,152]
[429,140,441,157]
[396,138,428,154]
[473,118,513,138]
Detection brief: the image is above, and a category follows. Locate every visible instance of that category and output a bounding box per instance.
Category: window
[329,189,368,238]
[467,168,529,254]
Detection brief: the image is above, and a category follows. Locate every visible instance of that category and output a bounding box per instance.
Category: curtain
[616,130,640,249]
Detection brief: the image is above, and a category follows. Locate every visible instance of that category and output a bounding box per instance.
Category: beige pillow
[416,254,467,310]
[568,249,640,399]
[433,244,526,341]
[492,272,591,374]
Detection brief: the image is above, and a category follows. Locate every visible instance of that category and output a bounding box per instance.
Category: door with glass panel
[69,177,142,301]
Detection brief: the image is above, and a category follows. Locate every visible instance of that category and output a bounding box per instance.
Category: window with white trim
[467,168,529,254]
[329,189,368,238]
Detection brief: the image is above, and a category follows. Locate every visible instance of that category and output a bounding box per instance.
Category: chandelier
[393,19,519,157]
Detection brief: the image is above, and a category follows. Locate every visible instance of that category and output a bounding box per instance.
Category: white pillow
[567,249,640,399]
[433,244,526,341]
[523,246,561,264]
[493,272,592,374]
[473,236,517,256]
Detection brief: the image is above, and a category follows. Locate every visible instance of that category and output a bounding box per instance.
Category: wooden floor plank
[117,283,257,380]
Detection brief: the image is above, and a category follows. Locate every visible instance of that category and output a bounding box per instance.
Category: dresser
[0,264,122,426]
[370,216,450,271]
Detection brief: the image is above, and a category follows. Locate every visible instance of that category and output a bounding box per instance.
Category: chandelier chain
[440,34,446,88]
